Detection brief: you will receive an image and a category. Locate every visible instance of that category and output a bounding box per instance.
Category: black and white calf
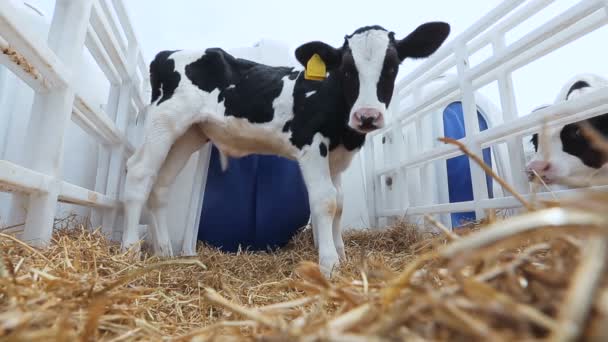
[526,74,608,188]
[123,23,450,276]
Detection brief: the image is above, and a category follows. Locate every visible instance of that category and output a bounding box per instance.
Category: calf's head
[295,22,450,133]
[527,81,608,185]
[528,114,608,185]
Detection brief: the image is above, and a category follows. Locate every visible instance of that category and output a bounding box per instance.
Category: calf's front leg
[331,174,346,260]
[299,137,339,278]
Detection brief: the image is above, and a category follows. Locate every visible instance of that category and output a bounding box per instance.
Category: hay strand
[551,237,608,342]
[439,137,534,211]
[0,232,51,262]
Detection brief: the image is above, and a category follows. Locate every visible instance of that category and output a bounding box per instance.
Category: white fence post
[92,84,121,228]
[493,35,530,195]
[20,0,94,245]
[0,67,8,158]
[182,146,212,255]
[381,132,393,225]
[364,138,378,227]
[412,119,424,204]
[393,128,409,219]
[455,42,488,220]
[383,126,406,223]
[102,43,139,236]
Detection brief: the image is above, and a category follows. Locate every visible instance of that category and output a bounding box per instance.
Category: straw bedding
[2,137,608,341]
[1,194,607,341]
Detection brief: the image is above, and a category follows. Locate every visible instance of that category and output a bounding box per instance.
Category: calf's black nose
[360,116,376,128]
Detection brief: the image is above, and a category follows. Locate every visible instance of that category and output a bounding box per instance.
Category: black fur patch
[319,142,328,157]
[561,113,608,168]
[186,49,295,124]
[339,53,360,117]
[532,113,608,167]
[150,50,181,105]
[567,80,590,98]
[530,105,551,152]
[377,47,400,105]
[288,70,300,80]
[346,25,388,38]
[289,71,365,151]
[395,22,451,60]
[282,120,292,132]
[531,134,539,152]
[221,64,294,124]
[186,48,237,93]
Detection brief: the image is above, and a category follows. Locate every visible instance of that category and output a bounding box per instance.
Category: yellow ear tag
[304,53,327,81]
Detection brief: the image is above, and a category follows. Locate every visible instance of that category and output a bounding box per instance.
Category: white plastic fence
[368,0,608,228]
[0,0,147,245]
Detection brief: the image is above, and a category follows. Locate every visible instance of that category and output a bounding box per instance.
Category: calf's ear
[295,41,342,70]
[396,22,450,61]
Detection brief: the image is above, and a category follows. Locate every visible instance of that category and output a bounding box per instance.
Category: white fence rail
[0,0,146,245]
[368,0,608,227]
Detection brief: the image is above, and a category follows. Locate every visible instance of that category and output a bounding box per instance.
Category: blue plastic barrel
[198,146,310,252]
[443,102,494,228]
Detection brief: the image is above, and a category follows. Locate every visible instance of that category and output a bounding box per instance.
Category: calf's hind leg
[147,125,208,256]
[123,107,189,255]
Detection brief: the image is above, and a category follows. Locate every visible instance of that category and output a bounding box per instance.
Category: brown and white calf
[123,23,450,277]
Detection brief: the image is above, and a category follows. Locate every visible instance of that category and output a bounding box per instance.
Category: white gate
[0,0,147,245]
[368,0,608,228]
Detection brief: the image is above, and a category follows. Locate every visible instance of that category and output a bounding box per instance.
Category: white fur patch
[347,29,390,122]
[272,75,297,122]
[329,145,357,177]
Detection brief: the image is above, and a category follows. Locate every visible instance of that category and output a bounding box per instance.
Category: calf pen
[2,0,608,341]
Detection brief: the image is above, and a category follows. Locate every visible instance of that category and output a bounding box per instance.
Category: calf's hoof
[155,242,174,257]
[335,244,346,261]
[319,253,340,278]
[121,240,142,258]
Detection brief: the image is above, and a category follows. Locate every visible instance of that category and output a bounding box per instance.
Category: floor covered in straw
[2,191,608,342]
